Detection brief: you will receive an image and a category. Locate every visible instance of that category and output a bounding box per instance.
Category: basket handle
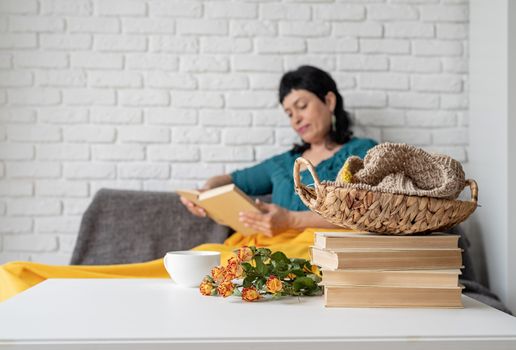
[465,179,478,204]
[293,157,321,191]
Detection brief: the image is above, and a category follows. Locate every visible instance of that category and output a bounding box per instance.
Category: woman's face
[282,89,336,145]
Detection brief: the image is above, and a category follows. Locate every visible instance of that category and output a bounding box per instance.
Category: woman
[184,65,376,260]
[0,66,376,301]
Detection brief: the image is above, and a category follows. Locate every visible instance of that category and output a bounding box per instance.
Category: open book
[176,184,261,235]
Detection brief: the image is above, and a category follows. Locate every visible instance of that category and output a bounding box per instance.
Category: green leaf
[255,255,268,276]
[255,277,266,291]
[256,248,272,258]
[243,276,254,288]
[204,275,215,283]
[293,277,316,292]
[307,273,322,284]
[289,269,305,277]
[306,285,324,296]
[276,271,291,280]
[271,251,290,266]
[241,262,253,273]
[291,258,307,266]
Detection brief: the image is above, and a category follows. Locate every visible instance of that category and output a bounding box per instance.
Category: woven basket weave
[293,157,478,235]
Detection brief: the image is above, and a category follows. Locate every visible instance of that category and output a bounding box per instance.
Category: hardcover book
[314,231,460,250]
[176,184,261,235]
[310,246,463,270]
[324,285,464,308]
[321,269,461,288]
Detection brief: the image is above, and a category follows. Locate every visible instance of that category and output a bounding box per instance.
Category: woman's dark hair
[279,65,353,153]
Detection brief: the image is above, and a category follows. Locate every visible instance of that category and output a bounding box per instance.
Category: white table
[0,279,515,349]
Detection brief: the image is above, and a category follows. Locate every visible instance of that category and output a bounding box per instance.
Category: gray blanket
[71,189,231,265]
[71,189,512,314]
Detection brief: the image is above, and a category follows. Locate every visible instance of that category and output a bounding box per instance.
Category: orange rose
[211,266,226,283]
[237,246,253,262]
[217,281,235,298]
[225,257,243,280]
[266,275,283,294]
[242,287,261,302]
[199,280,214,296]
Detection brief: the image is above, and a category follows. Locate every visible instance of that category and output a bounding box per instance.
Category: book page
[176,189,201,204]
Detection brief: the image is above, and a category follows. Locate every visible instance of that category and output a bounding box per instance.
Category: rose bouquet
[199,246,322,302]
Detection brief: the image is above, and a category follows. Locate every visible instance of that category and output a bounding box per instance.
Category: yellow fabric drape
[0,228,351,302]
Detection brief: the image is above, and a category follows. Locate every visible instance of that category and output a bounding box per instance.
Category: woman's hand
[238,200,294,237]
[179,196,207,218]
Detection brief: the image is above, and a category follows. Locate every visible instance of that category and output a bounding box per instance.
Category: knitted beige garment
[335,143,466,199]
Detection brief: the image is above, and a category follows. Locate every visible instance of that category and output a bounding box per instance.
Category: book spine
[335,251,462,270]
[324,286,463,308]
[318,236,459,250]
[321,271,460,288]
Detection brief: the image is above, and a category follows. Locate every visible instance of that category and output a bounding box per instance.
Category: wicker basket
[293,157,478,235]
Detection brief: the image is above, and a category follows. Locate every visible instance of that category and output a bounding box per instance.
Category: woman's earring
[331,114,337,132]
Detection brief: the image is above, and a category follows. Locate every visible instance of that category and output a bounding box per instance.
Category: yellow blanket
[0,228,349,302]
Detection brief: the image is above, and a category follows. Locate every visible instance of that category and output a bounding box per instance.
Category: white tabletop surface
[0,278,515,350]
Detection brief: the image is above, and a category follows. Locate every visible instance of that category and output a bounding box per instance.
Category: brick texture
[0,0,469,262]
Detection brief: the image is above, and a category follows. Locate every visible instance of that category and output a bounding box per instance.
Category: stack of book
[311,232,463,308]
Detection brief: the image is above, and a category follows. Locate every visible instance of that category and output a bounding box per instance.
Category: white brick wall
[0,0,469,264]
